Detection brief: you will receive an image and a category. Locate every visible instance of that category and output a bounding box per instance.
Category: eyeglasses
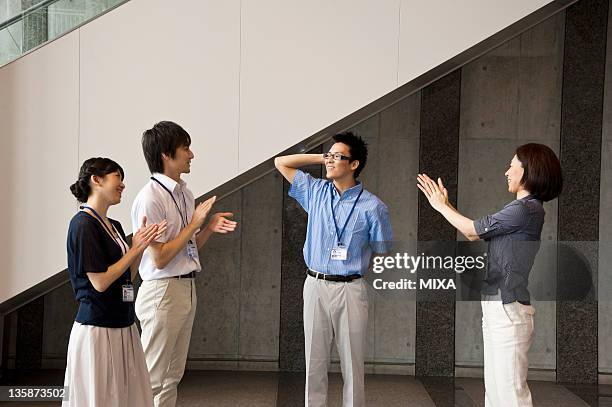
[323,152,352,161]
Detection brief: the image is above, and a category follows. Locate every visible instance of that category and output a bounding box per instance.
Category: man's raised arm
[274,154,324,183]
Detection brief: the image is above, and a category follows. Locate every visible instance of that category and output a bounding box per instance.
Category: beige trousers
[481,299,535,407]
[303,274,369,407]
[136,278,197,407]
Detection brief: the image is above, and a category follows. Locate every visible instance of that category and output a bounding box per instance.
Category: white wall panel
[238,0,401,172]
[399,0,552,84]
[79,0,240,228]
[0,31,79,303]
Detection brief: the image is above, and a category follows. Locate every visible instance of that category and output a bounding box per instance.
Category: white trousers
[136,278,197,407]
[303,275,369,407]
[481,299,535,407]
[62,322,153,407]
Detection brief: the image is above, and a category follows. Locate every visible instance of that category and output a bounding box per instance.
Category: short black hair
[515,143,563,202]
[142,121,191,173]
[70,157,124,203]
[332,131,368,178]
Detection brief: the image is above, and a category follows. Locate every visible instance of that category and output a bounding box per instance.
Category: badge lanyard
[80,205,129,255]
[151,177,189,229]
[151,177,198,260]
[329,186,363,261]
[80,205,134,302]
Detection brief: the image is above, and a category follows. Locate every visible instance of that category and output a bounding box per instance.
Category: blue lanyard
[80,205,131,284]
[151,177,188,228]
[329,185,363,246]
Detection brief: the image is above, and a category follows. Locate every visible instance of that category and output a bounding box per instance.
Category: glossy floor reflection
[0,369,611,406]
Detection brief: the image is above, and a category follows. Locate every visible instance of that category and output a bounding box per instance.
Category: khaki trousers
[136,278,197,407]
[303,274,369,407]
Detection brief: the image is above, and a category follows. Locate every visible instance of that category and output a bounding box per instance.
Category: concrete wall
[455,12,565,377]
[35,2,611,379]
[0,0,552,303]
[39,173,284,370]
[324,95,421,374]
[39,98,422,371]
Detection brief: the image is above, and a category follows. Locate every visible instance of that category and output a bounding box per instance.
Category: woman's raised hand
[417,173,449,212]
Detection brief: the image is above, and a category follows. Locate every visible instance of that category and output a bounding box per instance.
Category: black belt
[172,271,196,279]
[307,269,362,282]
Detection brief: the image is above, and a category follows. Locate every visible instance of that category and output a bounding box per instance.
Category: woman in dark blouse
[63,157,166,407]
[417,143,562,407]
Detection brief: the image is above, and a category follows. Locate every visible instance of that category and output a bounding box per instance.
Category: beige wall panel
[0,31,80,302]
[238,0,400,173]
[79,0,241,228]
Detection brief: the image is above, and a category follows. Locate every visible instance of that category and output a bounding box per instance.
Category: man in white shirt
[132,121,237,407]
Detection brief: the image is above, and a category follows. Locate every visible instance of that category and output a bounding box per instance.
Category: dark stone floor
[0,369,611,406]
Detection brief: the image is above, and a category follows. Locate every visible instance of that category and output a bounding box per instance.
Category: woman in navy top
[63,157,166,407]
[417,143,562,407]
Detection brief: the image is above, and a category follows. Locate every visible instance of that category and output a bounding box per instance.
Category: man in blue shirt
[275,132,393,407]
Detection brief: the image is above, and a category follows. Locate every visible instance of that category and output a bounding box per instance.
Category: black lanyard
[329,186,363,246]
[80,205,131,284]
[151,177,189,228]
[151,177,194,245]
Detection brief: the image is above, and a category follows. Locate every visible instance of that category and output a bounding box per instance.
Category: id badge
[331,245,348,261]
[122,285,134,302]
[187,240,198,260]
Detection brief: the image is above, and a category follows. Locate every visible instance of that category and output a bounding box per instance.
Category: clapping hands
[132,216,167,252]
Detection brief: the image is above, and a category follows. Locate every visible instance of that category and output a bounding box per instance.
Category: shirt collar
[521,194,542,203]
[330,180,363,200]
[152,172,186,192]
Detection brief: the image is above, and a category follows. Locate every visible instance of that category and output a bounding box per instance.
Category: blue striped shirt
[289,170,393,276]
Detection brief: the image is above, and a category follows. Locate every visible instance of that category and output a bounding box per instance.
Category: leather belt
[172,271,196,279]
[307,269,362,282]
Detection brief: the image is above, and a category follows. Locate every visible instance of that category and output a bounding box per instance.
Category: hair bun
[69,178,89,202]
[71,157,124,203]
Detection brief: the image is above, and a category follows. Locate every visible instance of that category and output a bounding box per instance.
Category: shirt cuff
[473,218,489,238]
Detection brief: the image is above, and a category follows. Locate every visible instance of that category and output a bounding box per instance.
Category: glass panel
[0,19,23,66]
[0,0,128,67]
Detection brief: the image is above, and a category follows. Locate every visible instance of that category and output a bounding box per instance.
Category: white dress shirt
[131,173,201,280]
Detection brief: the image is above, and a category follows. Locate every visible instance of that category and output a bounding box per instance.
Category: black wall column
[16,297,44,370]
[557,0,608,384]
[415,70,461,381]
[278,147,323,373]
[277,147,323,405]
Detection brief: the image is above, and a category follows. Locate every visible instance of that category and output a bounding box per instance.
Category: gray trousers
[303,274,369,407]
